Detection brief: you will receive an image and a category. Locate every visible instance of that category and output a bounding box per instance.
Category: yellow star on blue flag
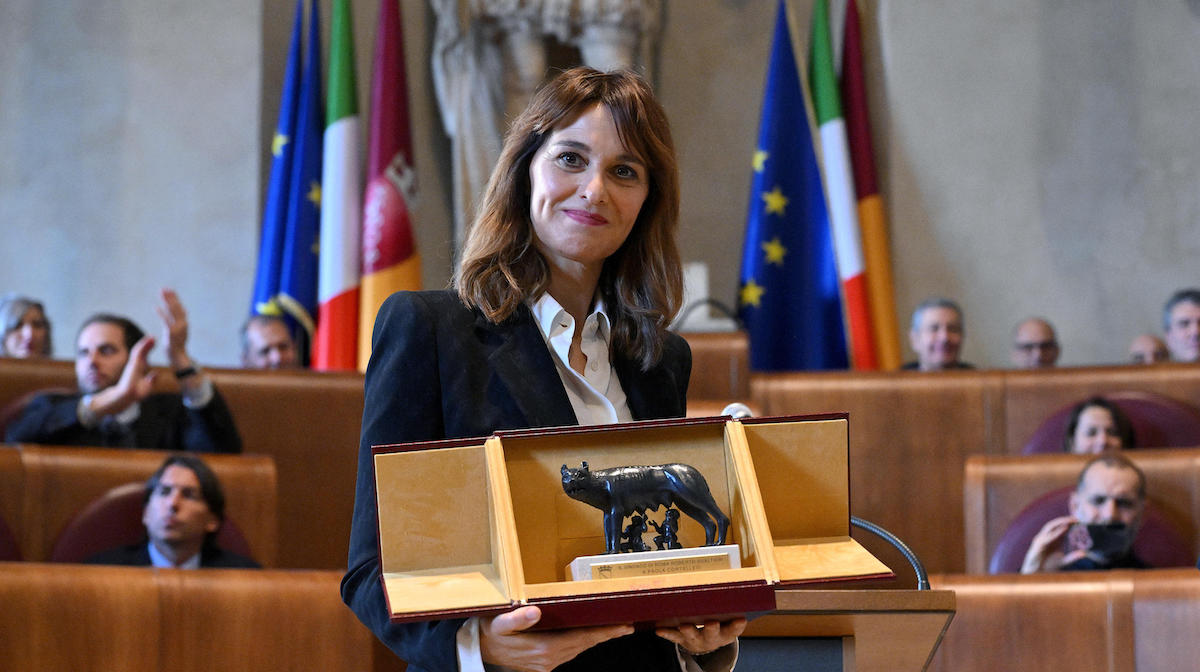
[762,187,788,215]
[737,0,849,371]
[740,279,765,308]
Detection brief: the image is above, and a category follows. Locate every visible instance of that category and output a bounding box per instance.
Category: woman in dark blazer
[342,68,744,672]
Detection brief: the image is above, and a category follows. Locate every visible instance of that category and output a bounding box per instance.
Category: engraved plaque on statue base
[567,544,741,581]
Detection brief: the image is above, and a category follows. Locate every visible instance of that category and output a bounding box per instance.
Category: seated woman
[0,294,51,359]
[1063,396,1136,454]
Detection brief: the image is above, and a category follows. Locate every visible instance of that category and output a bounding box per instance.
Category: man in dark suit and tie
[4,288,241,453]
[85,454,258,568]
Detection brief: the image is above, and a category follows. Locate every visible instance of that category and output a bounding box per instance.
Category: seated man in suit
[1021,453,1147,573]
[1010,317,1060,369]
[87,454,258,568]
[240,314,300,370]
[4,288,242,453]
[1164,288,1200,363]
[902,297,974,371]
[1128,333,1169,365]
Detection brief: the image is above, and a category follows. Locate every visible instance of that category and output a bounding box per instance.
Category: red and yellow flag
[841,0,901,370]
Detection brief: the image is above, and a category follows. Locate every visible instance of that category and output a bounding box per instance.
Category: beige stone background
[2,0,1197,368]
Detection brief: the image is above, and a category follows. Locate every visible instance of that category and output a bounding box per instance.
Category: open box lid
[372,414,891,625]
[731,415,893,586]
[373,435,526,620]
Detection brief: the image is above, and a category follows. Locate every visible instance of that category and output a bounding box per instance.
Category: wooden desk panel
[0,562,162,672]
[0,563,378,672]
[208,368,363,569]
[1131,569,1200,672]
[751,370,1006,575]
[745,589,955,672]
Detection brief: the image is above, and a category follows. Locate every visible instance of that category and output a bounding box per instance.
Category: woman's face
[1070,406,1123,454]
[528,104,649,281]
[3,307,49,358]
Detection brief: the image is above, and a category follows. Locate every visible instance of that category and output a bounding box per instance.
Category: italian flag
[809,0,877,370]
[314,0,361,371]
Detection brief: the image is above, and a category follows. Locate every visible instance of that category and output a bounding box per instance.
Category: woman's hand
[656,617,746,657]
[480,606,634,672]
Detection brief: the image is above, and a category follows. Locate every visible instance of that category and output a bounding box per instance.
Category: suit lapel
[615,353,679,421]
[478,307,578,429]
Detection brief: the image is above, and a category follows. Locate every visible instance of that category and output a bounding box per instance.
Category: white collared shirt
[147,541,202,569]
[527,291,633,426]
[453,295,734,672]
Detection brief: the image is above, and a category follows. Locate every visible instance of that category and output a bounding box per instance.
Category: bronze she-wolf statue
[561,461,730,554]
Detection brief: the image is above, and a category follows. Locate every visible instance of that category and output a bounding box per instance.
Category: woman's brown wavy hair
[455,67,682,371]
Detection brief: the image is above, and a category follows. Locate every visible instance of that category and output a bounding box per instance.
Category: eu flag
[250,0,302,318]
[737,0,849,371]
[276,0,323,343]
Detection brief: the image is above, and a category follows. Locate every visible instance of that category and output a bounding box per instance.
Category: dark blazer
[84,541,260,568]
[4,390,242,453]
[342,290,692,672]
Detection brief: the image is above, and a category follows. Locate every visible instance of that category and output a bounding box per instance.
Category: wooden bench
[0,444,21,557]
[963,449,1200,574]
[8,355,1200,574]
[750,369,1007,578]
[0,563,401,672]
[1000,363,1200,453]
[205,367,362,569]
[929,569,1200,672]
[0,361,357,569]
[0,444,277,565]
[681,330,751,402]
[749,365,1200,574]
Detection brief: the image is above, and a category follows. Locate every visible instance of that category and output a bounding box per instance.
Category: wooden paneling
[751,370,1007,575]
[206,368,363,569]
[681,331,751,402]
[0,562,163,672]
[1132,570,1200,672]
[6,356,1200,574]
[0,445,21,549]
[157,568,371,672]
[930,570,1200,672]
[746,589,955,672]
[0,361,360,570]
[0,563,379,672]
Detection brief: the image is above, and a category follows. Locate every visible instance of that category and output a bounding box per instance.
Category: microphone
[720,402,753,419]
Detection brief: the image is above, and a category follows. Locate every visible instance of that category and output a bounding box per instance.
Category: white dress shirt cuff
[180,374,214,409]
[77,394,100,428]
[456,616,485,672]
